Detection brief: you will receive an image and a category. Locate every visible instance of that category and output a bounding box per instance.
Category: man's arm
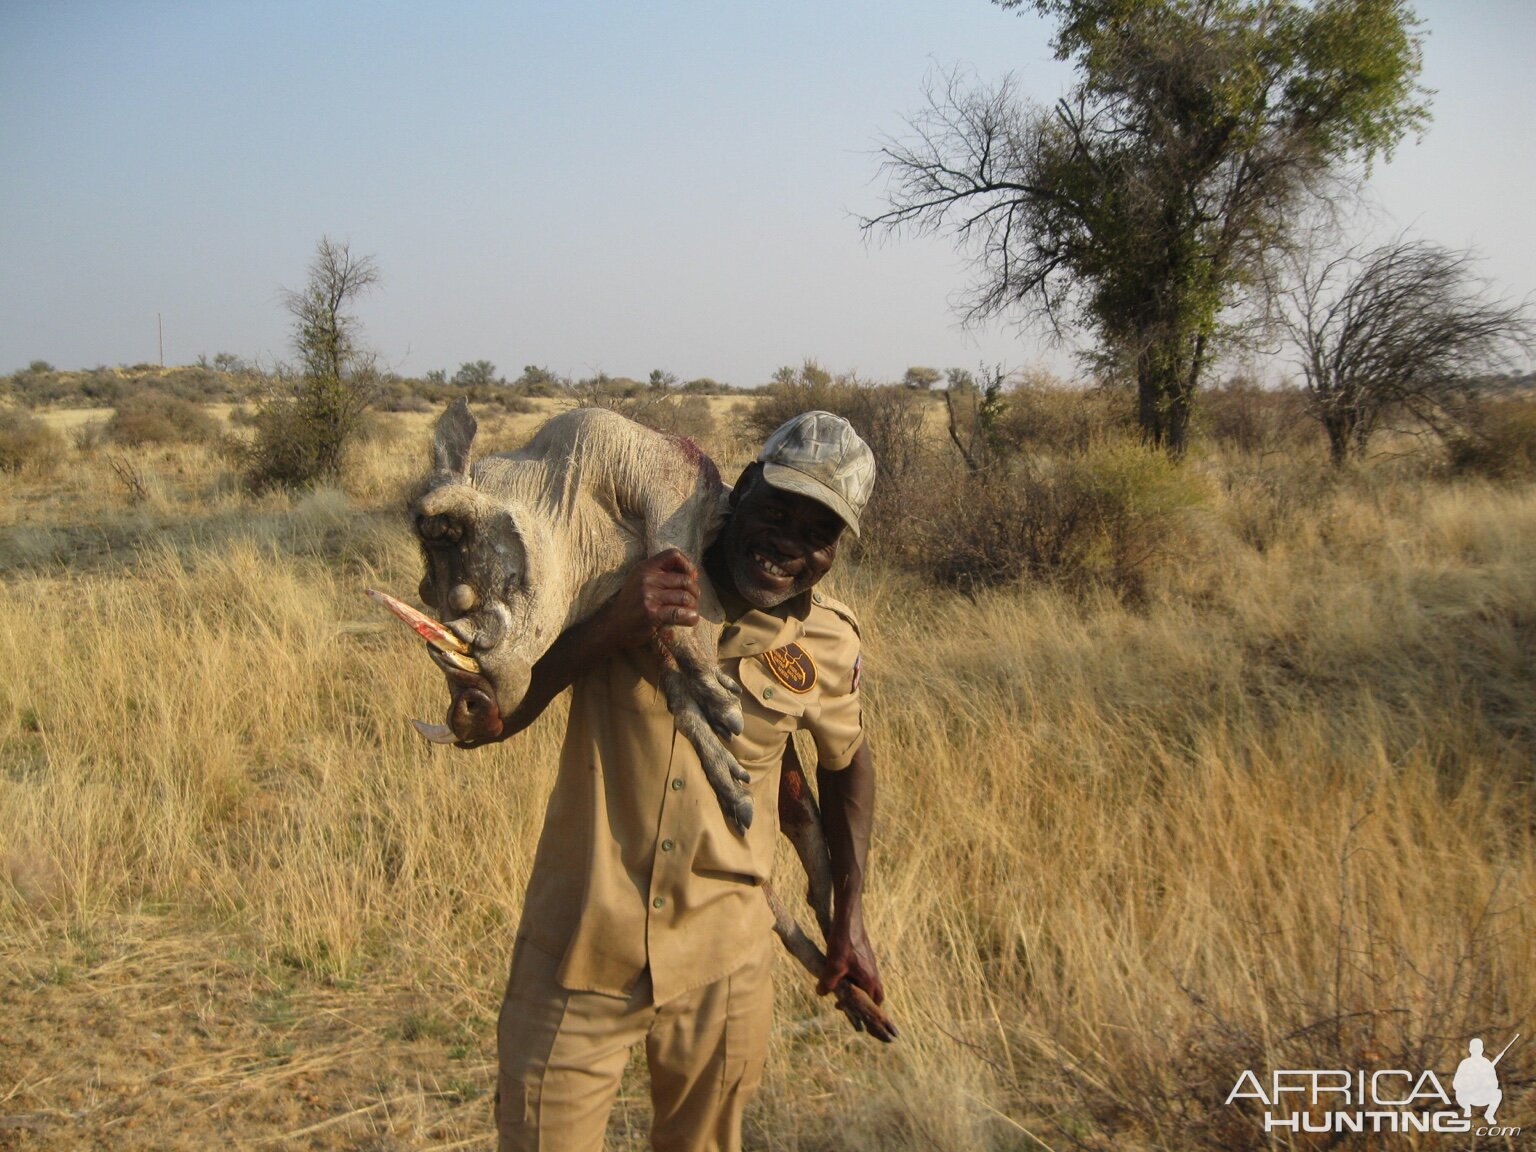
[462,549,701,744]
[815,737,884,1005]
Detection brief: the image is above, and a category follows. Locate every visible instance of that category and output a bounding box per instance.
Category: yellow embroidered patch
[762,642,817,694]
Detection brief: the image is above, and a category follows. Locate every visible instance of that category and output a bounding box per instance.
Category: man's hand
[593,548,701,651]
[818,910,885,1005]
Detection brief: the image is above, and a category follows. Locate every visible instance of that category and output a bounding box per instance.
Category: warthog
[375,398,753,829]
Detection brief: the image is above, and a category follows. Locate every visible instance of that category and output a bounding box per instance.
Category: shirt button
[763,687,775,698]
[671,778,684,791]
[652,896,665,909]
[661,839,675,852]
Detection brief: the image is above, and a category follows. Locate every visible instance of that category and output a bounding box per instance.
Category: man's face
[720,473,846,609]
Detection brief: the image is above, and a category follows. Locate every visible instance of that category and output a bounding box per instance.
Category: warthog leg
[654,637,754,831]
[663,629,745,742]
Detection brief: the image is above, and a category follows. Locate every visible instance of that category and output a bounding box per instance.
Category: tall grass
[2,402,1532,1148]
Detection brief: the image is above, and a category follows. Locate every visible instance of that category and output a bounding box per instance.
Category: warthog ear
[432,398,477,477]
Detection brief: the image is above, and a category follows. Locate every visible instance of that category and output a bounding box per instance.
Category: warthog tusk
[365,587,480,671]
[434,648,483,674]
[411,719,460,744]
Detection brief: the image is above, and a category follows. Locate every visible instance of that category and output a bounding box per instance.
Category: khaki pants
[496,936,774,1152]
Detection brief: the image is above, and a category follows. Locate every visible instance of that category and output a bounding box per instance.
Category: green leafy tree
[453,360,499,388]
[866,0,1429,453]
[514,365,564,395]
[903,366,943,390]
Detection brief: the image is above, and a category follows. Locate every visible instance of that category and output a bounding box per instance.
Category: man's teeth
[754,553,790,579]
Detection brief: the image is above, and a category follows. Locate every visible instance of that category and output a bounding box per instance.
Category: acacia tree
[453,360,499,388]
[1280,239,1534,463]
[865,0,1428,453]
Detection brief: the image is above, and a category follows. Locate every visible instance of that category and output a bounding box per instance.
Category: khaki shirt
[515,584,864,1005]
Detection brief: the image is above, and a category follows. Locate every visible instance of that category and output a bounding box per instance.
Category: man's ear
[730,462,763,509]
[432,398,477,477]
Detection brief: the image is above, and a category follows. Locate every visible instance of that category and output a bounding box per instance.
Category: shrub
[988,376,1127,455]
[72,421,107,453]
[917,442,1207,600]
[106,390,220,446]
[1197,379,1316,455]
[238,396,330,492]
[0,408,64,475]
[1446,396,1536,480]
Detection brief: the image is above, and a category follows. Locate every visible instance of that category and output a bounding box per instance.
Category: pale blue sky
[2,1,1532,387]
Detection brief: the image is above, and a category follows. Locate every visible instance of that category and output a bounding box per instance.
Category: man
[481,411,884,1152]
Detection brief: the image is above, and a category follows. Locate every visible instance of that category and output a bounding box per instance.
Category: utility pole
[158,313,164,367]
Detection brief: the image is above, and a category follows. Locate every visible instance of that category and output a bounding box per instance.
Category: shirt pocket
[736,655,808,718]
[731,656,808,771]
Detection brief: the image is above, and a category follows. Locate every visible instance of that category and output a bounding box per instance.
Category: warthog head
[383,400,567,745]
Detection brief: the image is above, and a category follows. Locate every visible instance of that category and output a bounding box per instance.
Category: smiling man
[486,410,882,1152]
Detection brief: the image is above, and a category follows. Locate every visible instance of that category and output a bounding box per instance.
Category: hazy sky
[2,1,1532,387]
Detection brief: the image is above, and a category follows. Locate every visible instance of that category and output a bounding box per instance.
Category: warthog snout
[367,587,509,746]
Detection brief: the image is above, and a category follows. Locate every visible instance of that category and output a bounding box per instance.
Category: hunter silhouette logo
[1225,1031,1522,1137]
[1455,1034,1518,1124]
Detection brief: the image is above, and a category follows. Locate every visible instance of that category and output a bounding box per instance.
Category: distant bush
[106,390,220,446]
[1197,380,1316,454]
[0,409,64,476]
[238,370,377,493]
[1446,396,1536,480]
[4,363,259,408]
[72,421,107,453]
[916,442,1207,600]
[237,398,330,492]
[682,377,734,395]
[984,375,1127,457]
[376,375,535,414]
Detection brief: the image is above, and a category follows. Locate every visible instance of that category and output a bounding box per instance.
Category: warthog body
[406,399,753,827]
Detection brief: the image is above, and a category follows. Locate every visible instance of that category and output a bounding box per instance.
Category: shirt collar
[712,581,811,659]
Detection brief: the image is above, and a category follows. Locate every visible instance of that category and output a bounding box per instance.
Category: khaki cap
[757,411,876,537]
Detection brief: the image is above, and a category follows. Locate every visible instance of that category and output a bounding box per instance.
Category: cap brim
[760,462,860,537]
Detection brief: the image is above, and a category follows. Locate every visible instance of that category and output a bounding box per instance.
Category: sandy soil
[0,915,515,1151]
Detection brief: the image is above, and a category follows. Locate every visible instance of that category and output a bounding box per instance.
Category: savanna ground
[1,387,1533,1150]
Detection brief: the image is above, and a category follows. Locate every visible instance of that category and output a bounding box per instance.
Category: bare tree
[1278,239,1534,464]
[245,238,381,489]
[282,237,380,386]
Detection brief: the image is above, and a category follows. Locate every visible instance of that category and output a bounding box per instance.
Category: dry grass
[1,401,1532,1149]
